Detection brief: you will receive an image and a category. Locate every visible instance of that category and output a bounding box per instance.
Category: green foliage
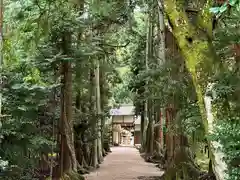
[209,7,240,179]
[3,0,240,179]
[177,103,203,138]
[112,67,133,104]
[210,72,240,180]
[210,0,240,17]
[1,0,132,178]
[213,119,240,179]
[0,58,56,178]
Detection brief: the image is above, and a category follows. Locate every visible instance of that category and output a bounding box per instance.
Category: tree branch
[99,40,130,48]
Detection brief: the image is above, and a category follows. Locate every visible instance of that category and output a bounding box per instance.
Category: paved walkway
[84,147,163,180]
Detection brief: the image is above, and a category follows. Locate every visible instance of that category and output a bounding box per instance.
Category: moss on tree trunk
[162,0,222,177]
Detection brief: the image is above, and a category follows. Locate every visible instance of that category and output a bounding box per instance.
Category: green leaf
[11,83,22,90]
[210,7,220,14]
[62,57,75,61]
[237,3,240,12]
[219,4,228,13]
[229,0,237,6]
[17,106,27,111]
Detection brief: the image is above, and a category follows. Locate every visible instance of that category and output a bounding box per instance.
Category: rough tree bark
[161,0,224,178]
[89,65,99,168]
[152,0,166,159]
[162,0,216,127]
[142,5,150,152]
[157,0,166,65]
[95,60,103,163]
[60,59,78,175]
[144,2,154,154]
[75,91,89,171]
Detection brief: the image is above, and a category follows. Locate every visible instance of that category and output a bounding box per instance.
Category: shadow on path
[137,176,163,180]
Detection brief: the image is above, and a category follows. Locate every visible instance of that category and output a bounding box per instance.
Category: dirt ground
[84,146,163,180]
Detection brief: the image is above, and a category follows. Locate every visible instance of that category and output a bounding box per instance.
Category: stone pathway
[84,146,163,180]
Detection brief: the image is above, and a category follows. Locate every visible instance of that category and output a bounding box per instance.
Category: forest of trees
[0,0,240,180]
